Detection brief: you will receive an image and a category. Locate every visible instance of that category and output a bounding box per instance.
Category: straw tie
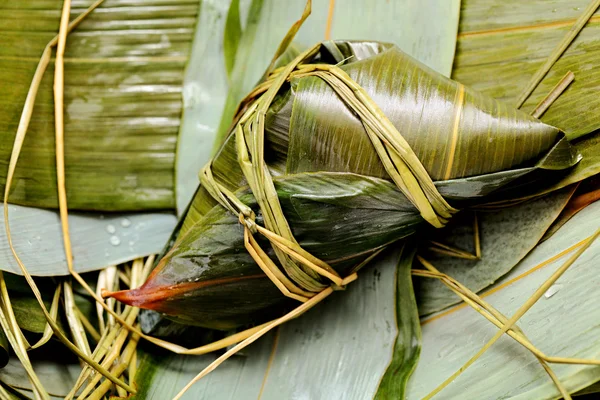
[200,42,456,300]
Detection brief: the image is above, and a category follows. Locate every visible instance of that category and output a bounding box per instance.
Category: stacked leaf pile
[0,1,600,400]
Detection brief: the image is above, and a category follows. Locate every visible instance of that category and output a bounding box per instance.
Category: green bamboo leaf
[408,200,600,399]
[374,244,421,399]
[223,0,242,80]
[112,37,581,333]
[256,247,416,400]
[112,172,423,329]
[417,186,575,316]
[132,333,275,399]
[0,353,80,398]
[284,43,569,182]
[213,0,266,148]
[0,0,208,274]
[325,0,461,76]
[132,2,462,397]
[0,0,200,211]
[0,208,175,275]
[544,133,600,195]
[134,247,409,400]
[212,0,328,149]
[454,0,600,140]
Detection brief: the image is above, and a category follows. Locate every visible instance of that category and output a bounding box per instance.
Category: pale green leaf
[373,245,422,400]
[0,207,175,275]
[326,0,460,76]
[417,187,575,315]
[176,0,232,213]
[408,200,600,399]
[0,355,79,398]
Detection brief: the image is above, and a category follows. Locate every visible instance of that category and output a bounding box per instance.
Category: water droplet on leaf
[544,284,562,299]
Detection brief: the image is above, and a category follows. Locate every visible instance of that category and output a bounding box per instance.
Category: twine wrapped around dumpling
[106,40,579,330]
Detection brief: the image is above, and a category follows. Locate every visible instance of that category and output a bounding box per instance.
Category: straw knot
[239,214,258,234]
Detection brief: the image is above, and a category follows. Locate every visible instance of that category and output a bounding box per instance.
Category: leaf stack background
[0,0,600,399]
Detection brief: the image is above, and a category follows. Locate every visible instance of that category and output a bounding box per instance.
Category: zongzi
[107,40,580,330]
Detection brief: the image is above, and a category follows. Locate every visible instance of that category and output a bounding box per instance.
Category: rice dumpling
[107,40,579,330]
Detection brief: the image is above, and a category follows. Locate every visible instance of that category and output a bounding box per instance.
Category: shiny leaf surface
[0,0,200,211]
[113,40,578,330]
[454,0,600,140]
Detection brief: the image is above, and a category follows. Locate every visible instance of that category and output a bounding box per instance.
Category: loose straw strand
[172,287,337,400]
[515,0,600,107]
[2,0,135,392]
[424,228,600,399]
[414,259,573,399]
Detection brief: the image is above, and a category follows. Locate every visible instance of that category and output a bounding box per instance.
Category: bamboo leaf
[133,248,407,400]
[130,1,462,397]
[454,0,600,140]
[325,0,461,76]
[374,244,421,399]
[0,208,175,275]
[256,247,415,400]
[176,0,233,214]
[0,0,208,274]
[543,176,600,240]
[0,0,200,211]
[278,42,570,183]
[0,329,7,369]
[0,354,79,398]
[116,0,581,357]
[408,200,600,399]
[223,0,242,80]
[112,172,423,329]
[545,133,600,195]
[417,187,575,315]
[132,333,276,399]
[213,0,329,148]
